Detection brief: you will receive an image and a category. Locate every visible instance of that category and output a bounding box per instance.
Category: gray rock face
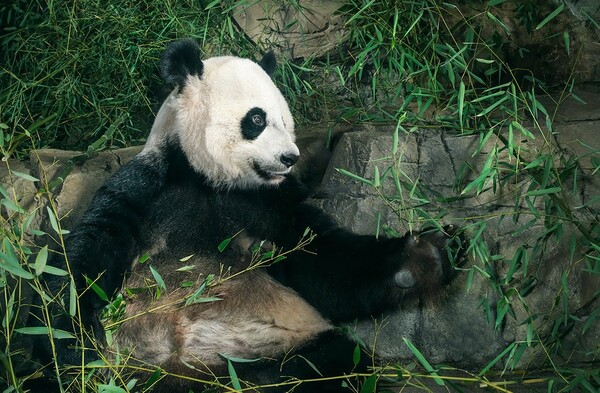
[313,121,599,368]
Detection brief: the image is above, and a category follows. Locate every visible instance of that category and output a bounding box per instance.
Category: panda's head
[146,39,299,189]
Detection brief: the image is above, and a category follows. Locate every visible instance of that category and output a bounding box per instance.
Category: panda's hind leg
[234,330,368,393]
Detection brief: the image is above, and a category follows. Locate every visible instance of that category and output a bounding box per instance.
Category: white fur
[145,56,299,189]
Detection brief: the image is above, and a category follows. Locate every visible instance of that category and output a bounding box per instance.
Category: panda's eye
[252,114,265,127]
[242,107,268,140]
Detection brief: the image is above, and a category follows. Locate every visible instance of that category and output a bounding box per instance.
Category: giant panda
[37,38,463,392]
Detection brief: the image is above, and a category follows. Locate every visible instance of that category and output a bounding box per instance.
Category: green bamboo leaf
[353,344,361,367]
[0,259,34,279]
[373,166,381,188]
[15,326,75,339]
[41,265,69,276]
[471,89,505,103]
[175,265,196,272]
[227,359,242,391]
[3,288,16,329]
[479,342,516,375]
[535,4,565,30]
[486,12,510,35]
[458,81,465,130]
[218,237,232,253]
[185,274,214,306]
[476,95,509,117]
[69,276,77,316]
[403,338,444,386]
[1,238,19,266]
[11,170,39,182]
[511,121,535,139]
[150,265,167,294]
[46,206,69,235]
[1,198,25,214]
[98,385,127,393]
[85,276,109,301]
[336,168,373,186]
[360,374,377,393]
[143,369,163,390]
[219,353,261,363]
[33,246,48,276]
[526,187,562,197]
[179,254,194,262]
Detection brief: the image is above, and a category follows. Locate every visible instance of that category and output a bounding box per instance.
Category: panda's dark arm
[274,203,457,322]
[45,155,166,329]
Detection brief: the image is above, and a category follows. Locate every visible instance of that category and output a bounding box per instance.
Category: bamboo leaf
[526,187,562,197]
[143,369,163,390]
[535,4,565,30]
[149,265,167,294]
[458,81,465,130]
[227,359,242,391]
[98,385,127,393]
[69,276,77,316]
[476,95,509,117]
[0,259,34,280]
[31,246,48,276]
[85,276,109,302]
[16,326,75,339]
[46,206,69,235]
[486,12,510,35]
[336,168,373,186]
[218,237,232,253]
[1,198,25,214]
[360,374,378,393]
[479,342,515,375]
[11,170,39,182]
[373,166,381,188]
[403,338,444,386]
[41,265,69,276]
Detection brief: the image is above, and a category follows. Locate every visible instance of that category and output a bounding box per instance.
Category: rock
[0,158,37,220]
[30,147,142,233]
[316,127,599,368]
[233,0,345,59]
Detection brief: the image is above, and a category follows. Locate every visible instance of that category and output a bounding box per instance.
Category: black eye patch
[241,107,267,140]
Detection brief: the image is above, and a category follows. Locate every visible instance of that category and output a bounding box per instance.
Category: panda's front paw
[394,225,465,294]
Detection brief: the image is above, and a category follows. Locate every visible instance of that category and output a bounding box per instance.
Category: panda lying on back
[39,39,462,392]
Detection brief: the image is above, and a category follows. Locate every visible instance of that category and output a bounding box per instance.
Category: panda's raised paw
[393,225,465,293]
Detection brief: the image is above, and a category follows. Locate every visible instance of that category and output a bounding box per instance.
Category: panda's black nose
[280,153,299,168]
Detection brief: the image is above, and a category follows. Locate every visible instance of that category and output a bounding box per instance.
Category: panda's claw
[395,225,465,294]
[394,270,416,288]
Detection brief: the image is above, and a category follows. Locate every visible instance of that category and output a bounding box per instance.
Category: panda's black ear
[160,38,204,89]
[258,51,277,77]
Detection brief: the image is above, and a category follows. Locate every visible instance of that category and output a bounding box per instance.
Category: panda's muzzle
[252,153,298,182]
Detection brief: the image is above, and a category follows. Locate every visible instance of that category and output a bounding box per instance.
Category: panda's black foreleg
[34,155,167,365]
[276,204,465,323]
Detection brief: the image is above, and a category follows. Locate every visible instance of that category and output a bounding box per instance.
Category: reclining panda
[40,39,462,392]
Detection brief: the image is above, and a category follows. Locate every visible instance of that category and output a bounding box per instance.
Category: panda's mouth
[252,161,289,182]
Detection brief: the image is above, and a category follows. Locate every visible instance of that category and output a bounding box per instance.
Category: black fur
[160,38,204,89]
[240,107,267,140]
[258,51,277,76]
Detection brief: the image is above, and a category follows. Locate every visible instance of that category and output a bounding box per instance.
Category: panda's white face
[149,49,299,190]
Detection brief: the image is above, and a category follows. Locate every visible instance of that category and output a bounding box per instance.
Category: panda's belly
[112,270,331,371]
